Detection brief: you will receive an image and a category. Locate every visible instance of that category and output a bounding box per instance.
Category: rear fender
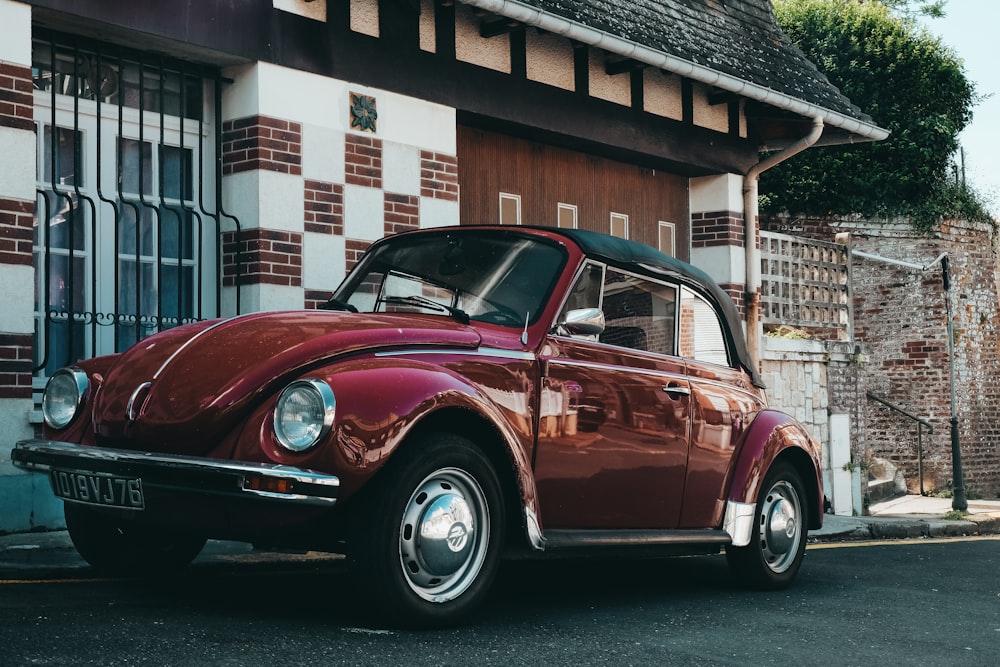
[726,410,824,532]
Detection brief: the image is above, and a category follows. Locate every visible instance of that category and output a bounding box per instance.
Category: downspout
[743,116,824,365]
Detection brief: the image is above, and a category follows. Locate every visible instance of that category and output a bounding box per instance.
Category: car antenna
[521,312,529,346]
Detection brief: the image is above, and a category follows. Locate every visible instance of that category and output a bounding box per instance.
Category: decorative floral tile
[350,92,377,133]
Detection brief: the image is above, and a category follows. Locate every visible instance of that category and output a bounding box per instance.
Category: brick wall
[0,62,33,132]
[222,229,303,287]
[763,215,1000,497]
[420,151,459,201]
[304,289,330,310]
[345,238,370,273]
[691,210,744,249]
[304,180,344,236]
[691,209,747,315]
[345,134,382,188]
[0,61,34,401]
[222,115,303,175]
[384,193,419,236]
[0,333,32,400]
[0,196,32,267]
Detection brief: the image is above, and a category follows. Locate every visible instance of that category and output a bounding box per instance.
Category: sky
[920,0,1000,214]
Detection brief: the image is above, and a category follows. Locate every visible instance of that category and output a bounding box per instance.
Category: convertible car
[13,225,824,627]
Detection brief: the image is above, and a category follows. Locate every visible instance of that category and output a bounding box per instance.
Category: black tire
[64,503,207,576]
[726,462,807,590]
[347,432,505,628]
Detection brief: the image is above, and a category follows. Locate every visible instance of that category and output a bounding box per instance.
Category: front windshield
[333,232,566,327]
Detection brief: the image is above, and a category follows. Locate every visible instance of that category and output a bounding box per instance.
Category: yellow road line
[0,577,111,585]
[809,534,1000,549]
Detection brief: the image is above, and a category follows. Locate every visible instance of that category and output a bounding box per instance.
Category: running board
[543,529,732,550]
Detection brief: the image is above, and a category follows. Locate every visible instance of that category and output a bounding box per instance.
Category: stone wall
[763,215,1000,498]
[760,336,866,515]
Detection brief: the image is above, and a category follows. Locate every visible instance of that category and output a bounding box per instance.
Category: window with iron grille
[31,30,238,377]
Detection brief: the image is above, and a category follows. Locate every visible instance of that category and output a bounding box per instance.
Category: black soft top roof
[551,228,763,388]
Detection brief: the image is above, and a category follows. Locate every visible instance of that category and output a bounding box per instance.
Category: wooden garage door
[457,126,689,260]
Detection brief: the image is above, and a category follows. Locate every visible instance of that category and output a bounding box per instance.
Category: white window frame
[610,212,628,239]
[557,203,578,229]
[499,192,521,225]
[658,221,676,256]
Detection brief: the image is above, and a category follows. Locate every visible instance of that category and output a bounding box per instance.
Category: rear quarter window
[679,287,730,366]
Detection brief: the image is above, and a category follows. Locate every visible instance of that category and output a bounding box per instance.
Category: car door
[676,286,763,528]
[534,264,692,529]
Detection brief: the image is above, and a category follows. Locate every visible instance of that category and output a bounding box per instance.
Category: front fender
[726,410,824,530]
[233,356,539,528]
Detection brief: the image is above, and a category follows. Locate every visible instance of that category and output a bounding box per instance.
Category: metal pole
[917,423,924,497]
[941,256,967,511]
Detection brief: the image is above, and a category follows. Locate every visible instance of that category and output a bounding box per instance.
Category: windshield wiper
[319,298,358,313]
[383,295,470,325]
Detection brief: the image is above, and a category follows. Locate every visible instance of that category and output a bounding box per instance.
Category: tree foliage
[761,0,992,228]
[879,0,946,18]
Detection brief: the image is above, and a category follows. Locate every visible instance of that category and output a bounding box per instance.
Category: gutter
[460,0,889,142]
[743,116,825,363]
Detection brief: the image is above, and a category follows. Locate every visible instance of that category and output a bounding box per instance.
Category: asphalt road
[1,537,998,666]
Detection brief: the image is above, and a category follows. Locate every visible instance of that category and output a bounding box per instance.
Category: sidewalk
[2,495,999,573]
[810,494,1000,541]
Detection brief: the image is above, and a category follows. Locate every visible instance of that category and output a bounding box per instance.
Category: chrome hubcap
[399,468,490,603]
[759,480,802,574]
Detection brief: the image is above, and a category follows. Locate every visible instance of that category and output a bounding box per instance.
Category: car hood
[92,311,482,454]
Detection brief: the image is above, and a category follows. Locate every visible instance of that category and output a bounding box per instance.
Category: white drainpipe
[743,116,825,364]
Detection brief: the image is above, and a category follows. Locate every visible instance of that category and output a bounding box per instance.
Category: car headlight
[42,368,89,430]
[273,379,336,452]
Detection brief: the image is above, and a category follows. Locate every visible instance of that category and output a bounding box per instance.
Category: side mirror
[559,308,605,336]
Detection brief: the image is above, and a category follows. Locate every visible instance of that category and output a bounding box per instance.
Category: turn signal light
[244,477,294,495]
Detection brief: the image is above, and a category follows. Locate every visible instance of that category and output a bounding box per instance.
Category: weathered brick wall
[763,215,1000,497]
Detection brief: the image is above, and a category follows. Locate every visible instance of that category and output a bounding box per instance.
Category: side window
[599,268,676,355]
[679,287,729,366]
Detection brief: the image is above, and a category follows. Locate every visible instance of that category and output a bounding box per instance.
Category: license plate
[50,469,145,510]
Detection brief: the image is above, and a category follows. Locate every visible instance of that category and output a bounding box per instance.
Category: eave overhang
[461,0,890,147]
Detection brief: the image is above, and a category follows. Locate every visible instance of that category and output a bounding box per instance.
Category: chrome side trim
[375,347,536,361]
[125,381,152,423]
[546,356,684,379]
[153,315,244,379]
[11,440,339,507]
[543,529,731,549]
[724,499,756,547]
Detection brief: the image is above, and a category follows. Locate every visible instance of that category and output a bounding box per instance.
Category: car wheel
[64,503,207,576]
[347,432,505,628]
[726,462,807,589]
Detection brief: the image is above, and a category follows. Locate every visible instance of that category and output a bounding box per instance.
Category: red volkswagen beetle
[13,225,823,627]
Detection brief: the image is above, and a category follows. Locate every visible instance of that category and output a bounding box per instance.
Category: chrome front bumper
[12,440,340,507]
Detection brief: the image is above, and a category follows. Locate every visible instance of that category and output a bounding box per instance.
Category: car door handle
[662,383,691,396]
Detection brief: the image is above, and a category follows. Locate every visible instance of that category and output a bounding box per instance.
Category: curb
[810,513,1000,542]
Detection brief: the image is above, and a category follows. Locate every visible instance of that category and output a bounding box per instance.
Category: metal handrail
[866,392,933,496]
